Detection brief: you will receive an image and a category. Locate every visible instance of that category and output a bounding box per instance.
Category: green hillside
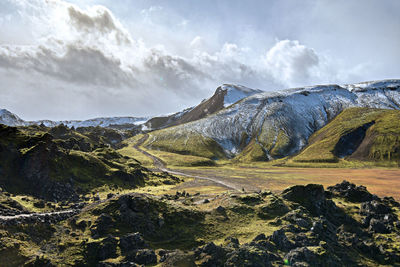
[291,107,400,165]
[143,129,227,160]
[139,107,400,166]
[0,124,178,201]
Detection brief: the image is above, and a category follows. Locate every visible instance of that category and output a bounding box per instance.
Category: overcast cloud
[0,0,399,120]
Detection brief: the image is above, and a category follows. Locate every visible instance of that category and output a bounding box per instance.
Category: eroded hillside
[143,80,400,163]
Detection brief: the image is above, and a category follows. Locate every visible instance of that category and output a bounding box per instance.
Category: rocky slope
[0,124,179,201]
[1,181,399,266]
[144,84,263,130]
[143,80,400,160]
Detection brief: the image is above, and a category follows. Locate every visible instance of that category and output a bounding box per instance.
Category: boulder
[194,242,228,266]
[285,247,316,266]
[360,200,391,215]
[225,245,272,267]
[224,236,240,249]
[269,229,295,251]
[327,180,375,202]
[119,233,148,254]
[282,209,312,229]
[369,218,390,234]
[86,235,118,262]
[257,196,289,219]
[160,250,196,267]
[126,249,157,265]
[282,184,329,215]
[90,213,114,237]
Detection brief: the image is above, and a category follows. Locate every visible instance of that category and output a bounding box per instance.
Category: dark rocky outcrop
[90,213,115,237]
[85,235,118,263]
[0,124,173,201]
[281,184,336,216]
[125,249,157,265]
[119,232,148,254]
[1,181,399,266]
[327,180,376,202]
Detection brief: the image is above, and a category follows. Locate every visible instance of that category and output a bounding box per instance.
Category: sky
[0,0,399,120]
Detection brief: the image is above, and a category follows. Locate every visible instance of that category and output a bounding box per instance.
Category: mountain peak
[0,108,26,126]
[146,79,400,159]
[215,84,263,107]
[0,109,12,115]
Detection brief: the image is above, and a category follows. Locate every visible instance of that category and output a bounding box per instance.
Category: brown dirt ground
[169,166,400,200]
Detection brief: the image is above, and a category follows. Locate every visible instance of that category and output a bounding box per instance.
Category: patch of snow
[156,79,400,158]
[0,109,149,129]
[221,84,263,107]
[0,109,27,126]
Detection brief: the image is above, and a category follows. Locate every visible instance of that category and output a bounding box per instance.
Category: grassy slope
[119,134,216,168]
[148,150,215,167]
[118,134,154,167]
[289,108,400,165]
[143,129,226,160]
[120,108,400,167]
[233,139,268,162]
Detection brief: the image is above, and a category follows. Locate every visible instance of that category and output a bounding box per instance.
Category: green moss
[0,124,170,198]
[233,139,267,162]
[145,149,216,167]
[291,108,400,165]
[143,130,226,159]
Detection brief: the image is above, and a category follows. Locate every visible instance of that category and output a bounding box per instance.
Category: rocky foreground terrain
[0,180,399,266]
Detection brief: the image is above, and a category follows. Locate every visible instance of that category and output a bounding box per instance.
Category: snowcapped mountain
[0,109,26,126]
[34,117,149,129]
[144,79,400,159]
[0,110,148,130]
[144,84,263,130]
[220,84,263,107]
[1,84,262,131]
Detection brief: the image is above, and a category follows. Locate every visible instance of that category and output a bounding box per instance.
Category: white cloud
[0,0,390,120]
[264,40,319,87]
[67,5,132,45]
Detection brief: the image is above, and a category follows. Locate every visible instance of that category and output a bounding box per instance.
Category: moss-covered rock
[0,125,178,201]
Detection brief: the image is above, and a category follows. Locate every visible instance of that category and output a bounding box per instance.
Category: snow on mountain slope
[143,107,195,131]
[0,109,148,130]
[145,80,400,159]
[0,109,27,126]
[144,84,263,130]
[42,117,149,128]
[221,84,263,107]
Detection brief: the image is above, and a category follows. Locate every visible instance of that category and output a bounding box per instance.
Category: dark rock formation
[327,180,375,202]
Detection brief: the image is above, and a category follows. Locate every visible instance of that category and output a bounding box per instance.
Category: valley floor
[166,166,400,201]
[127,134,400,201]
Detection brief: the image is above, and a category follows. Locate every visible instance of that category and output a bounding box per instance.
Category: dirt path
[134,134,166,170]
[134,134,243,192]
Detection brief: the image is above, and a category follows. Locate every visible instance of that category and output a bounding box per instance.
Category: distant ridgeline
[1,79,400,165]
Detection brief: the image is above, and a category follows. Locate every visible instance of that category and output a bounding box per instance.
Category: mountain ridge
[143,79,400,160]
[0,110,148,130]
[143,84,263,130]
[0,84,262,131]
